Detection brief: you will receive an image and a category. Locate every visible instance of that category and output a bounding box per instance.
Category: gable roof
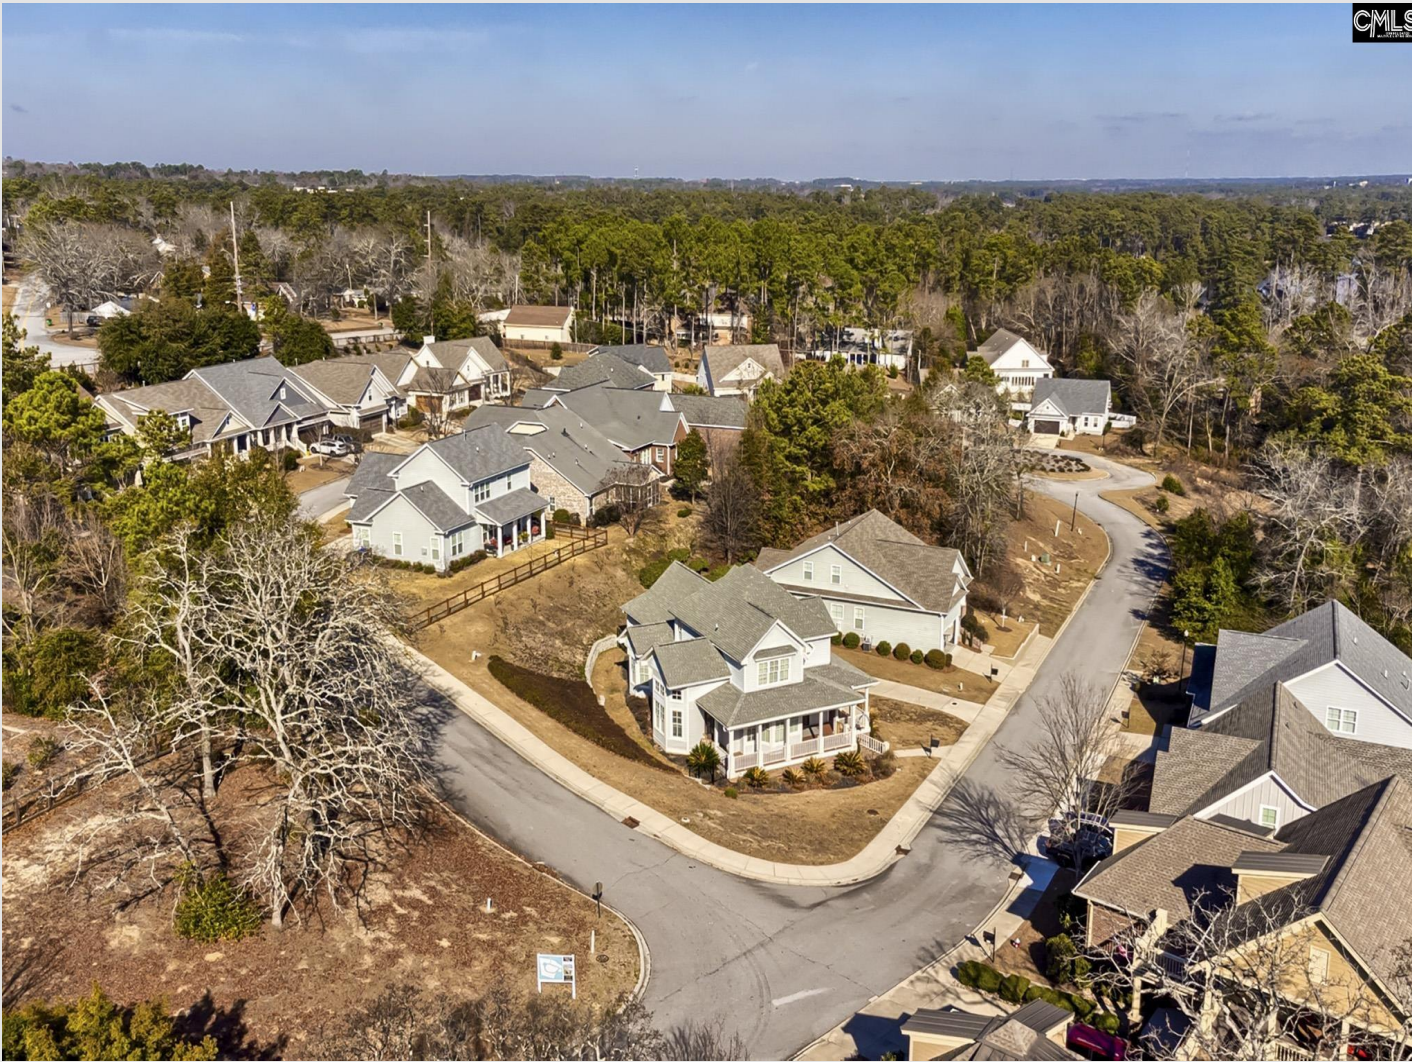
[668,393,748,430]
[623,562,713,625]
[1195,601,1412,725]
[289,357,392,406]
[411,425,529,484]
[1029,378,1111,418]
[97,376,240,446]
[1151,683,1412,818]
[186,357,328,426]
[653,638,733,687]
[975,328,1044,366]
[548,385,683,450]
[668,564,837,662]
[904,1001,1074,1062]
[344,451,402,522]
[464,403,635,497]
[421,335,507,375]
[591,344,672,375]
[407,365,464,394]
[397,480,475,532]
[547,353,653,393]
[755,509,970,614]
[702,344,784,385]
[504,305,572,328]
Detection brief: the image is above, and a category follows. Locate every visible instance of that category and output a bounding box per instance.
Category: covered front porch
[475,488,550,559]
[712,703,867,778]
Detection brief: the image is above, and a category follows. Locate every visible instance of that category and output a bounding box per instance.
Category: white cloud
[108,27,248,45]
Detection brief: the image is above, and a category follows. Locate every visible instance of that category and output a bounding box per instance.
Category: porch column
[816,710,823,755]
[756,723,762,766]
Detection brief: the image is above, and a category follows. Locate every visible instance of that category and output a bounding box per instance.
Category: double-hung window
[1309,947,1330,985]
[392,532,403,557]
[1325,707,1358,735]
[448,530,465,558]
[853,606,865,631]
[830,564,842,586]
[756,657,791,687]
[473,479,492,504]
[671,709,683,739]
[828,602,845,629]
[802,561,814,582]
[654,446,666,462]
[430,537,441,563]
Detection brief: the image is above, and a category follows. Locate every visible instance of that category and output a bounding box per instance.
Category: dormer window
[757,657,791,686]
[176,413,190,430]
[279,385,287,401]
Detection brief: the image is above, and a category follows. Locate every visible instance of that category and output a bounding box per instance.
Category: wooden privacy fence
[409,524,608,630]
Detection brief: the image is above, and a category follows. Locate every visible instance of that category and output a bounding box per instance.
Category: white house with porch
[756,510,973,651]
[968,329,1054,410]
[1025,378,1113,437]
[618,563,880,778]
[344,426,548,570]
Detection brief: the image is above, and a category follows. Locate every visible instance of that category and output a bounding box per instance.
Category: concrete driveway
[296,476,353,521]
[11,275,103,368]
[431,453,1165,1058]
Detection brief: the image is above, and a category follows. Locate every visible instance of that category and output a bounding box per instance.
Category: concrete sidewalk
[796,857,1059,1060]
[407,625,1055,888]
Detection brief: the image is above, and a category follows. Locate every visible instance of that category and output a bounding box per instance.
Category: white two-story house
[969,329,1054,411]
[755,510,973,651]
[618,563,879,777]
[344,426,548,569]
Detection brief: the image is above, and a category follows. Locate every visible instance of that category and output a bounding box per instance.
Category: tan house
[901,999,1075,1060]
[501,305,575,345]
[697,343,785,398]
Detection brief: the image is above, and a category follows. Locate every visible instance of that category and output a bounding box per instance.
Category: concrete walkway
[408,618,1059,888]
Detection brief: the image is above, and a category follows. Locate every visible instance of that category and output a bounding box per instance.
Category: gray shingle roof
[1231,851,1329,876]
[756,509,970,614]
[408,365,462,394]
[548,385,683,451]
[421,425,530,484]
[974,328,1031,366]
[1029,378,1111,418]
[188,357,327,426]
[624,622,675,657]
[1196,601,1412,725]
[697,672,864,728]
[652,639,732,687]
[475,486,548,525]
[399,480,474,533]
[344,452,401,522]
[904,1001,1073,1062]
[591,344,672,375]
[702,344,784,392]
[464,404,635,497]
[668,393,748,429]
[669,564,837,663]
[504,305,572,328]
[1153,683,1412,818]
[623,563,711,625]
[98,377,238,445]
[289,358,386,405]
[548,353,653,392]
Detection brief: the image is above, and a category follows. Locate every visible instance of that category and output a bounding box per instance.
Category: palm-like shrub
[686,741,721,783]
[801,756,827,779]
[781,768,805,789]
[833,749,867,777]
[743,766,770,789]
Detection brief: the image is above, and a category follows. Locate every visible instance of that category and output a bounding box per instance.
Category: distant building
[968,329,1054,410]
[698,344,785,398]
[1024,379,1113,437]
[502,305,575,345]
[806,327,912,372]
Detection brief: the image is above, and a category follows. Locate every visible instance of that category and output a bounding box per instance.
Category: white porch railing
[858,734,889,755]
[1271,1041,1313,1062]
[823,731,855,752]
[762,744,788,766]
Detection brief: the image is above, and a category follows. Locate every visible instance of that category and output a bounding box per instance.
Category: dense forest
[4,163,1411,653]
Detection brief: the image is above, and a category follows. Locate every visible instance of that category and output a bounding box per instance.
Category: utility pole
[229,201,244,310]
[1070,491,1079,531]
[425,209,433,260]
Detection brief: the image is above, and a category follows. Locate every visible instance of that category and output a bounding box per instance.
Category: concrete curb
[314,499,351,524]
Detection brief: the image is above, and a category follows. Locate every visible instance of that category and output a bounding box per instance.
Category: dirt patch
[284,459,354,495]
[871,696,968,754]
[1006,492,1109,637]
[835,646,995,704]
[991,869,1079,985]
[2,793,637,1059]
[971,615,1037,659]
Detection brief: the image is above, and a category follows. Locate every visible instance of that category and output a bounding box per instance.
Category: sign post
[537,953,577,1000]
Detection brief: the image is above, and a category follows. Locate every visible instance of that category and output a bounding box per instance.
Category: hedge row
[487,656,672,771]
[953,960,1118,1032]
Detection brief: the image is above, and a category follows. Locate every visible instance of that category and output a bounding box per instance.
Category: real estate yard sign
[537,953,577,999]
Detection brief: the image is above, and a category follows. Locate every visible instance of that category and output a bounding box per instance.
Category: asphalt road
[296,475,353,521]
[432,454,1165,1059]
[11,275,104,368]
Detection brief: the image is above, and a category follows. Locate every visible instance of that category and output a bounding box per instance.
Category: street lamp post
[1178,630,1191,694]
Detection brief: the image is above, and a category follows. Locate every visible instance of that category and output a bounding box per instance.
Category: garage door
[1032,419,1062,434]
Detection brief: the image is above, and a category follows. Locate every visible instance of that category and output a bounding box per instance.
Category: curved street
[432,454,1167,1059]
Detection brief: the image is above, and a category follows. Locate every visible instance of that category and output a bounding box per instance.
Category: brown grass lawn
[284,458,355,495]
[835,646,995,704]
[1,725,637,1059]
[972,614,1038,659]
[991,868,1080,985]
[386,534,582,612]
[1006,492,1109,636]
[870,696,968,754]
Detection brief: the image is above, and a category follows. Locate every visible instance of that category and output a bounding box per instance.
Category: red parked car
[1067,1023,1128,1060]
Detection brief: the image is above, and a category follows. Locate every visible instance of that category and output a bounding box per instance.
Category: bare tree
[21,223,108,334]
[995,673,1135,863]
[702,447,761,564]
[602,462,661,537]
[1110,292,1209,453]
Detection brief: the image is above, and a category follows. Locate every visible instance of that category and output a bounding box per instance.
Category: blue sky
[3,4,1409,180]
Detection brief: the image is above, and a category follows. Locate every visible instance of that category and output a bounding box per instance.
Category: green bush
[706,564,731,581]
[544,522,554,540]
[961,612,989,644]
[833,749,867,777]
[1091,1013,1120,1035]
[445,550,487,575]
[26,737,59,770]
[924,649,947,669]
[1045,933,1079,982]
[2,761,18,792]
[281,449,300,472]
[801,756,827,779]
[9,628,105,719]
[892,642,911,661]
[1153,495,1170,514]
[677,506,692,518]
[1,985,218,1061]
[954,960,1003,993]
[999,973,1031,1004]
[398,407,423,429]
[550,342,564,361]
[723,786,738,799]
[686,741,721,782]
[842,632,861,649]
[589,504,621,527]
[174,867,263,943]
[875,640,892,657]
[831,633,842,645]
[1160,473,1186,495]
[554,508,573,524]
[909,649,924,665]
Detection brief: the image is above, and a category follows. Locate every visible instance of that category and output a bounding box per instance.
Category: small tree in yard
[686,740,721,783]
[994,673,1135,865]
[703,447,761,564]
[602,461,661,537]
